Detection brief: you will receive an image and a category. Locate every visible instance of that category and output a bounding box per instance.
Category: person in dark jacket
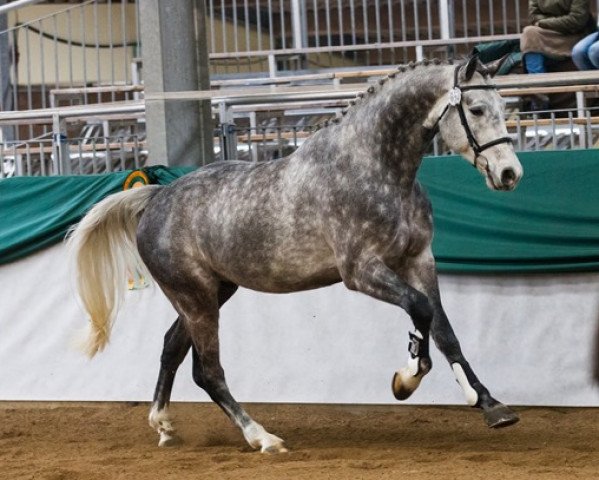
[521,0,596,74]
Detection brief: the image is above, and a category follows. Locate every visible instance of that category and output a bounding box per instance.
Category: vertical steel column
[249,111,258,162]
[439,0,454,59]
[0,0,15,142]
[140,0,213,166]
[291,0,304,68]
[576,91,586,148]
[218,101,236,160]
[52,114,70,175]
[193,0,214,164]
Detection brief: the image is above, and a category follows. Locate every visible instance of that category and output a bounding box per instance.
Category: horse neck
[337,65,451,189]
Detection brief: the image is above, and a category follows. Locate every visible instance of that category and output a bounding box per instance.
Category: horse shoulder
[412,181,433,224]
[402,182,434,255]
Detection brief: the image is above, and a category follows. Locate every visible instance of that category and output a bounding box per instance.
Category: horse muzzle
[498,166,521,191]
[477,154,523,191]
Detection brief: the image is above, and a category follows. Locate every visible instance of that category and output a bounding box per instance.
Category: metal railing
[0,0,140,143]
[206,0,599,75]
[2,104,597,177]
[2,0,599,177]
[5,1,599,101]
[0,132,146,177]
[3,0,599,114]
[214,106,599,163]
[207,0,518,74]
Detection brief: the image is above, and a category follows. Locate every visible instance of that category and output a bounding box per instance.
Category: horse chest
[388,206,433,261]
[402,220,432,256]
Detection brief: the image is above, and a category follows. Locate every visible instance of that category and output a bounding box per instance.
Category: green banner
[423,149,599,272]
[1,151,598,273]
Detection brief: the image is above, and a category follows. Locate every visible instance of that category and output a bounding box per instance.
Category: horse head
[428,55,523,191]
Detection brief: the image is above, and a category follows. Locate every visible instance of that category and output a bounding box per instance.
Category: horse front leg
[341,256,435,400]
[406,248,520,428]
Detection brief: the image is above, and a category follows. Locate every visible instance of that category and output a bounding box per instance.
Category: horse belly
[215,245,341,294]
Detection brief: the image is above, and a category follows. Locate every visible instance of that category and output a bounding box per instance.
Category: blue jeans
[524,52,547,73]
[572,32,599,70]
[524,52,563,73]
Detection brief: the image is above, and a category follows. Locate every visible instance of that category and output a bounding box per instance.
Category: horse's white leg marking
[242,420,288,454]
[452,363,479,406]
[149,404,179,447]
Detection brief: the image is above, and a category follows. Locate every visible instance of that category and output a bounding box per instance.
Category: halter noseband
[432,64,512,169]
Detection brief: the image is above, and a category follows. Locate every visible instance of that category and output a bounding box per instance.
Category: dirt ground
[0,402,597,480]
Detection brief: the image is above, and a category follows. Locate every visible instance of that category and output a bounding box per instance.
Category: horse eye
[469,106,485,117]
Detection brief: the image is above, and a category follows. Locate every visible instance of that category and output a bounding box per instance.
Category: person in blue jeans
[521,1,595,110]
[572,31,599,69]
[521,0,595,74]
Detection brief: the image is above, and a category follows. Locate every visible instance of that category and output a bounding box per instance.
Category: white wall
[1,243,599,406]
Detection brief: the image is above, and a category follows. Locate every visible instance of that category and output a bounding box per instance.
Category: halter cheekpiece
[433,64,512,168]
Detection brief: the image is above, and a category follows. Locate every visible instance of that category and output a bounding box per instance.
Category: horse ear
[483,53,511,78]
[463,54,479,81]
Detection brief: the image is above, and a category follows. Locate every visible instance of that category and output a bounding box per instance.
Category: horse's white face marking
[452,363,479,406]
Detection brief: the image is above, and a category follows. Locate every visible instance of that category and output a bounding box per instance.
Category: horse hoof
[262,443,289,454]
[392,368,422,400]
[158,431,182,447]
[259,434,288,454]
[483,404,520,429]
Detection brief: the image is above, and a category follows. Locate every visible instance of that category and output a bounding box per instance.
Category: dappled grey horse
[69,56,523,453]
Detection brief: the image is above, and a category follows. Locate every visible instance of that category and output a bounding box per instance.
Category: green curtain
[0,171,131,264]
[422,149,599,273]
[0,166,192,265]
[1,150,598,273]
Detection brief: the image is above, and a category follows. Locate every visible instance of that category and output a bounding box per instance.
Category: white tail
[67,186,160,357]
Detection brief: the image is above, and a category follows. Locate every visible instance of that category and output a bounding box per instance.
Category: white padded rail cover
[1,243,598,406]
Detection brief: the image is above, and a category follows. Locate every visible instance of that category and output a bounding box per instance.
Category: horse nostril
[501,168,516,186]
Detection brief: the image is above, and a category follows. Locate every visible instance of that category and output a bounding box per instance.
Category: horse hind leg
[189,325,287,452]
[148,316,190,447]
[175,284,287,453]
[190,348,287,453]
[149,282,239,447]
